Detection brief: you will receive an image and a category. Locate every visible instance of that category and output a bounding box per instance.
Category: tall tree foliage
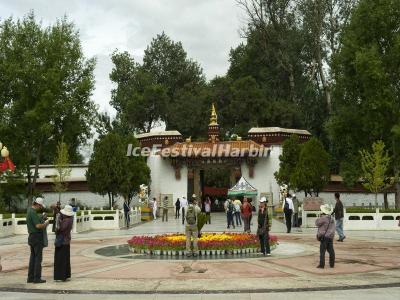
[359,141,393,208]
[110,33,206,137]
[292,137,330,196]
[274,134,301,189]
[52,140,71,203]
[86,133,150,208]
[327,0,400,207]
[0,13,97,202]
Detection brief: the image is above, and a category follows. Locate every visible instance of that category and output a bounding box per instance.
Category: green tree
[53,140,71,203]
[0,13,97,203]
[86,133,150,208]
[328,0,400,204]
[0,170,25,212]
[292,137,330,196]
[274,134,301,189]
[359,141,393,208]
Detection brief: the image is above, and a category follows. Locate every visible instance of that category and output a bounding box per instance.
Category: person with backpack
[175,198,181,219]
[185,195,201,257]
[316,204,335,269]
[226,199,236,229]
[233,199,242,227]
[282,193,294,233]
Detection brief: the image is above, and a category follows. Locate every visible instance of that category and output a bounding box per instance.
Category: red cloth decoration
[0,158,15,172]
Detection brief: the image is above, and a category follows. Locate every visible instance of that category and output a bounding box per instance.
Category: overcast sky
[0,0,245,117]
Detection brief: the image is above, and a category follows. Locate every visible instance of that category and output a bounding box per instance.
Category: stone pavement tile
[266,255,386,275]
[88,261,182,279]
[202,294,251,300]
[86,260,292,280]
[250,288,400,300]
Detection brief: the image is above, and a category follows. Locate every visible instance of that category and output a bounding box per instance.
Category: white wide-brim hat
[192,194,197,198]
[260,197,267,203]
[34,197,46,208]
[320,204,333,215]
[61,205,74,216]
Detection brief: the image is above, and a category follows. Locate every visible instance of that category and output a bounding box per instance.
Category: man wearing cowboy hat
[315,204,336,269]
[26,197,49,284]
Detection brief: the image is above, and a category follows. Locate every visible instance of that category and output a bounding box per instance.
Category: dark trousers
[227,212,235,228]
[28,233,44,282]
[182,207,185,224]
[205,212,211,224]
[162,208,168,221]
[243,216,251,232]
[235,212,242,226]
[175,207,180,219]
[319,238,335,268]
[54,244,71,280]
[258,233,270,254]
[124,211,130,228]
[284,210,293,233]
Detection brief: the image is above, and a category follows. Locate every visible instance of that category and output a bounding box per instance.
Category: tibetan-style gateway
[135,104,311,209]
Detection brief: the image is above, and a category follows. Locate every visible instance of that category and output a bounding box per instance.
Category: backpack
[186,204,197,225]
[228,202,235,213]
[284,200,289,211]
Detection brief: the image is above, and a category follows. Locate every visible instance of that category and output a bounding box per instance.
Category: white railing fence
[0,208,141,237]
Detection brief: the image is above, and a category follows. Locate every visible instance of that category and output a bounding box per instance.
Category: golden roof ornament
[209,103,218,126]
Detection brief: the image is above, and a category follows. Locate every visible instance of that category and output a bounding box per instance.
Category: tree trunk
[383,192,388,209]
[395,181,400,209]
[375,193,378,208]
[27,165,32,206]
[288,63,296,103]
[31,143,42,199]
[111,193,115,209]
[317,50,332,113]
[108,192,112,210]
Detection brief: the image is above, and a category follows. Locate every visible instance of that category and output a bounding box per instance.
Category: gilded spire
[209,103,218,126]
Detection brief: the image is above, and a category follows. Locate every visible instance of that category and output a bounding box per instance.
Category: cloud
[0,0,244,117]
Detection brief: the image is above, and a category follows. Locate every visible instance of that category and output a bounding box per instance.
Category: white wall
[38,191,124,209]
[146,154,188,207]
[294,192,396,208]
[241,145,282,209]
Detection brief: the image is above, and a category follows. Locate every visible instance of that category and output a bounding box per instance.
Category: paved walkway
[1,213,400,299]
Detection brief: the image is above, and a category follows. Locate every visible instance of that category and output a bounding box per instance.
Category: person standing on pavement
[175,198,181,219]
[50,201,61,232]
[316,204,335,269]
[162,196,169,222]
[241,197,252,233]
[204,196,212,224]
[180,196,188,225]
[152,197,158,220]
[283,193,294,233]
[332,192,346,242]
[257,197,271,256]
[26,197,49,284]
[54,205,74,281]
[185,195,201,257]
[123,200,130,228]
[226,199,236,229]
[234,199,242,227]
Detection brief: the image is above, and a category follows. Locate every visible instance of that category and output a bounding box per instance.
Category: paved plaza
[1,213,400,299]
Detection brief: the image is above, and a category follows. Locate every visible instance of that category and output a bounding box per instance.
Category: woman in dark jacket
[54,205,74,281]
[257,197,271,256]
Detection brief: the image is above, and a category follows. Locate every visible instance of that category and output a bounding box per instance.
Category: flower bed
[127,233,278,255]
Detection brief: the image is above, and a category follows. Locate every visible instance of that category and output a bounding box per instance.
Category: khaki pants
[185,224,198,254]
[162,208,168,222]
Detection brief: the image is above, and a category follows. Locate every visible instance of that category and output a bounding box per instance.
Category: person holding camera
[26,197,49,284]
[315,204,336,269]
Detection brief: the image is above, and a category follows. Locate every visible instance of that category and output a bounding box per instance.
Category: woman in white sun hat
[53,205,74,281]
[315,204,335,269]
